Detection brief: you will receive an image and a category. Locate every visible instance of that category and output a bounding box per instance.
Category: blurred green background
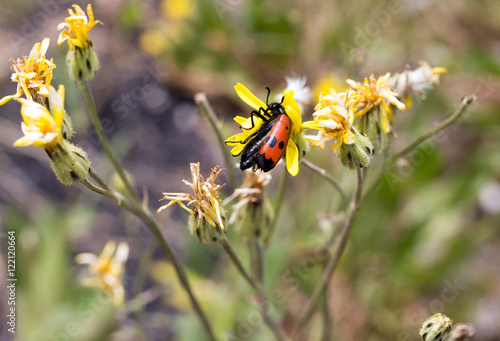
[0,0,499,340]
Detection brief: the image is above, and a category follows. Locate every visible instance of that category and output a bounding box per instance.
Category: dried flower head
[225,169,271,223]
[158,163,225,231]
[75,241,129,307]
[347,73,406,134]
[392,61,447,108]
[224,169,273,238]
[0,38,55,105]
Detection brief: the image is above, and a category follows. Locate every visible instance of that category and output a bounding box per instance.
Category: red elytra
[238,102,291,172]
[254,113,291,171]
[225,87,293,172]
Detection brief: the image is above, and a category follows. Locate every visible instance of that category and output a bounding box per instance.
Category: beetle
[231,87,292,172]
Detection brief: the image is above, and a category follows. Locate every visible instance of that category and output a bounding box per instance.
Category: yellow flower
[57,4,102,51]
[303,88,374,169]
[158,163,225,231]
[347,73,406,134]
[225,83,302,176]
[303,88,356,150]
[0,38,55,105]
[13,85,65,149]
[75,241,129,307]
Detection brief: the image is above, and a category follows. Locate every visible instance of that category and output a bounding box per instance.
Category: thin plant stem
[132,237,157,297]
[264,169,288,248]
[248,239,264,284]
[79,81,140,204]
[302,158,349,211]
[362,95,475,198]
[89,167,112,192]
[81,177,217,341]
[219,237,288,341]
[321,290,331,341]
[391,95,475,161]
[195,92,237,190]
[292,169,364,340]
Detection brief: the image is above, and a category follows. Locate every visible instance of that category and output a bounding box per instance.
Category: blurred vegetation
[1,0,499,340]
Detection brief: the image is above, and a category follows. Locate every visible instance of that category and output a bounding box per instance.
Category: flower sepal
[336,127,374,170]
[66,43,99,82]
[188,214,224,244]
[46,140,91,185]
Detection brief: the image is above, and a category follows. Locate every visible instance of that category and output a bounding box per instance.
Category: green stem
[264,169,288,248]
[321,290,331,341]
[362,95,475,198]
[195,93,237,190]
[219,237,288,341]
[301,158,349,211]
[89,167,112,192]
[81,178,217,341]
[79,81,140,204]
[390,95,475,162]
[248,239,263,284]
[132,237,157,297]
[292,169,364,340]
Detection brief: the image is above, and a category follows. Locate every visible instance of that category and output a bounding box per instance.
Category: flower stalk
[81,175,216,341]
[218,236,288,341]
[78,81,140,204]
[391,95,476,162]
[293,168,364,340]
[195,92,237,190]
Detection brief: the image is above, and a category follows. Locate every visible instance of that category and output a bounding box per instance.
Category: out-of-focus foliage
[0,0,499,340]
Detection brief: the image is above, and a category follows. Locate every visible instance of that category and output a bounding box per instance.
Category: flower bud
[336,127,374,169]
[235,195,274,239]
[419,313,453,341]
[187,214,223,244]
[46,140,90,185]
[66,44,99,82]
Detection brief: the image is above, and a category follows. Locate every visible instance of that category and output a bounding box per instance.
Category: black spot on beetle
[279,141,285,149]
[267,136,278,148]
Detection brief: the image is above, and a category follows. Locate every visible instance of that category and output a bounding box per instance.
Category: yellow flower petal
[235,83,266,111]
[230,143,246,156]
[286,139,299,176]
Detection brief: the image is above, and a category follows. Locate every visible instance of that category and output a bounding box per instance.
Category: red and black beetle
[233,87,292,172]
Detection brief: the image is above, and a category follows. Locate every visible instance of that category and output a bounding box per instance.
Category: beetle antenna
[265,86,271,105]
[280,96,284,104]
